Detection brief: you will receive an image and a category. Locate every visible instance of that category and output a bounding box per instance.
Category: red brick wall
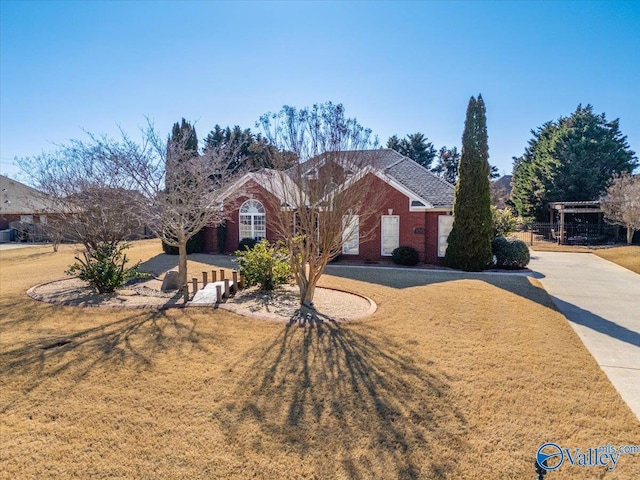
[344,175,450,265]
[0,214,52,230]
[203,181,281,254]
[354,175,421,262]
[424,212,445,265]
[0,214,21,230]
[205,174,451,265]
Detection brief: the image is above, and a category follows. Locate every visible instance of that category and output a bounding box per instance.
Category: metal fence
[511,222,618,246]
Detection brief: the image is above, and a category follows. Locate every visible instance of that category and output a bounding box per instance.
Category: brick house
[203,149,455,265]
[0,175,62,240]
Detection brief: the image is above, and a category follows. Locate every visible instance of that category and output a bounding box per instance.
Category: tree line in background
[510,105,638,220]
[385,133,499,184]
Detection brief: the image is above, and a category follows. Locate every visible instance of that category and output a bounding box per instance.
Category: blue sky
[1,0,639,181]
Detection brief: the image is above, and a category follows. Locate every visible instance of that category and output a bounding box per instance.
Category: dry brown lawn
[593,245,640,274]
[1,240,639,479]
[529,243,593,253]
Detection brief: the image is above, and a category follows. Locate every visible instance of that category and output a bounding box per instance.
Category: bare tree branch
[17,146,143,251]
[100,121,246,287]
[601,172,640,244]
[257,103,383,307]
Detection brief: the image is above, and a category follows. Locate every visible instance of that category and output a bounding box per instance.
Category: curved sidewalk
[529,251,640,420]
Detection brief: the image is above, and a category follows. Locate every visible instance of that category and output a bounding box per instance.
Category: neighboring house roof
[493,174,512,188]
[492,174,513,194]
[0,175,58,215]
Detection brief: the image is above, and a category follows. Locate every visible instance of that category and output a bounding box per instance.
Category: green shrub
[238,237,259,251]
[391,246,420,266]
[491,206,519,238]
[66,242,147,293]
[235,240,291,290]
[162,229,205,255]
[491,236,530,269]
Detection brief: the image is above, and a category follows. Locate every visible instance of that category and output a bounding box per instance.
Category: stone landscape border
[26,279,377,321]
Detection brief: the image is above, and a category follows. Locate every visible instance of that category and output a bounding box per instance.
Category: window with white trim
[381,215,399,256]
[438,214,454,257]
[239,199,266,241]
[342,214,359,255]
[20,215,33,224]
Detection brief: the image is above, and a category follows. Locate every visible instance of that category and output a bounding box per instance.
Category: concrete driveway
[529,251,640,420]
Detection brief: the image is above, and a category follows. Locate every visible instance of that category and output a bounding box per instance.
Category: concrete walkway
[529,251,640,420]
[0,242,50,251]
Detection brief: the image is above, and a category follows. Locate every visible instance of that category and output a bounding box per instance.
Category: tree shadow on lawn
[215,319,468,479]
[326,266,640,349]
[326,265,555,310]
[0,302,213,414]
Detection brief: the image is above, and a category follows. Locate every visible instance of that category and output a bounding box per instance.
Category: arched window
[239,199,266,241]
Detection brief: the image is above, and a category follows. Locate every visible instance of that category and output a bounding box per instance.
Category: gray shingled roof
[0,175,58,214]
[379,149,455,207]
[293,149,455,208]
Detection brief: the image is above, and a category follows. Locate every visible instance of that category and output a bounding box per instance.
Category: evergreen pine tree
[511,105,637,220]
[163,119,204,254]
[171,118,198,153]
[166,118,198,192]
[386,132,436,168]
[445,95,493,271]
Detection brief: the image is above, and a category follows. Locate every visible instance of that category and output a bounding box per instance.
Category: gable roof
[217,169,307,205]
[293,149,455,208]
[377,149,455,208]
[0,175,58,215]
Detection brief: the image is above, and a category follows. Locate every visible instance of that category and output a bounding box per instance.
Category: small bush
[491,236,530,269]
[66,242,148,293]
[238,237,259,251]
[491,206,519,238]
[162,229,205,255]
[329,252,342,263]
[391,246,420,266]
[235,240,291,290]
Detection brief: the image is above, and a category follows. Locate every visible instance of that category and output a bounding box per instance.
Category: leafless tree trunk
[21,122,245,289]
[89,122,245,288]
[601,172,640,245]
[258,103,384,308]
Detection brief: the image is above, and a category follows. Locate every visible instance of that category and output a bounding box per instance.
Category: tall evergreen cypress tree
[445,95,493,271]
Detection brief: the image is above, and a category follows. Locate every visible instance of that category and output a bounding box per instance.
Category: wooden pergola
[549,200,603,244]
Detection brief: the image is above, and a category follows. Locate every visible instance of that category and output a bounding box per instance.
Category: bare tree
[258,103,383,308]
[18,144,143,252]
[601,172,640,244]
[90,122,245,288]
